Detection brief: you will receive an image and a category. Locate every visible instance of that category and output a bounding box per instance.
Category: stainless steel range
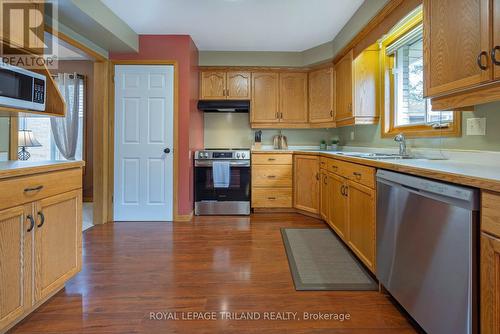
[194,149,251,215]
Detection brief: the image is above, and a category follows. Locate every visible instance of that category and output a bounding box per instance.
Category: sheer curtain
[51,73,81,160]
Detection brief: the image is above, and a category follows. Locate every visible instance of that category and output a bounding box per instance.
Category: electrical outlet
[466,118,486,136]
[350,131,355,141]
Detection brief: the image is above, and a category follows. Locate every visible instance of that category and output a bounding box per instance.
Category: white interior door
[114,65,174,221]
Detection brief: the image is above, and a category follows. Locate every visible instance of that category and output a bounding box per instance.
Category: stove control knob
[241,153,246,159]
[236,153,241,159]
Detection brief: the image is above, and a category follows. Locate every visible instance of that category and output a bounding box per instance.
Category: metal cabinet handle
[330,110,333,117]
[24,185,43,193]
[268,158,276,161]
[37,211,45,228]
[340,185,345,196]
[316,173,320,181]
[323,175,328,185]
[353,172,362,180]
[331,166,338,171]
[344,186,349,197]
[268,197,276,200]
[477,51,489,70]
[275,112,279,119]
[27,215,35,232]
[492,46,500,66]
[267,175,276,178]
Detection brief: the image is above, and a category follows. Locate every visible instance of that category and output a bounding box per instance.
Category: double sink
[334,152,416,160]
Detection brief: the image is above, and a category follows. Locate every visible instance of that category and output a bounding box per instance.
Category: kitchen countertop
[252,148,500,193]
[0,160,85,180]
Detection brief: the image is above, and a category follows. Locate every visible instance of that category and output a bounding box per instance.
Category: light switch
[466,118,486,136]
[350,131,355,140]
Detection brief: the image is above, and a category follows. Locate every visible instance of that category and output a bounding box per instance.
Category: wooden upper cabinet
[0,206,32,330]
[251,72,279,123]
[226,71,251,99]
[34,191,81,303]
[335,51,354,123]
[309,67,334,123]
[200,71,226,100]
[493,0,500,80]
[293,155,319,214]
[279,72,308,123]
[423,0,491,97]
[335,48,380,127]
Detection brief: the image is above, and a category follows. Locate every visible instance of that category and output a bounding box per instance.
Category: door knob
[164,148,171,154]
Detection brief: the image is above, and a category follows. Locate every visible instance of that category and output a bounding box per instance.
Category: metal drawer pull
[492,46,500,65]
[267,175,276,178]
[340,185,345,196]
[37,211,45,228]
[316,173,320,180]
[24,185,44,193]
[353,172,362,180]
[268,197,276,200]
[477,51,489,70]
[27,215,35,232]
[323,176,328,185]
[268,158,276,161]
[331,166,338,170]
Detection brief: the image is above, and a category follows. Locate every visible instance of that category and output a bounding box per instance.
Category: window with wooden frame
[380,7,461,138]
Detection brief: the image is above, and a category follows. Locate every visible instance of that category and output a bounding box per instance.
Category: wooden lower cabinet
[327,172,348,240]
[319,170,328,220]
[346,180,376,271]
[481,232,500,334]
[0,166,83,333]
[34,190,82,303]
[0,205,32,330]
[293,155,319,214]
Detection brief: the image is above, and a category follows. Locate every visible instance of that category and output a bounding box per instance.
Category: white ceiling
[101,0,364,52]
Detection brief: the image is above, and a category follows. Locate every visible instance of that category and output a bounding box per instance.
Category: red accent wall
[110,35,202,217]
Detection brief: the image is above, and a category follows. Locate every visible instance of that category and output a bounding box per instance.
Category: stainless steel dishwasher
[376,170,479,334]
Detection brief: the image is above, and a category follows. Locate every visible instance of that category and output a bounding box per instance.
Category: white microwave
[0,63,46,112]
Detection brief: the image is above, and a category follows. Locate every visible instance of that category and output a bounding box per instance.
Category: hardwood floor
[9,214,418,334]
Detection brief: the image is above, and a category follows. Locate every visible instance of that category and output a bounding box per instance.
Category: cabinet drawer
[252,165,292,187]
[252,188,292,208]
[319,157,329,170]
[326,158,345,175]
[252,154,292,165]
[482,191,500,238]
[0,168,82,211]
[343,163,375,188]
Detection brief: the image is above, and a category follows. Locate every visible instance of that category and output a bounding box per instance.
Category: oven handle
[195,160,251,167]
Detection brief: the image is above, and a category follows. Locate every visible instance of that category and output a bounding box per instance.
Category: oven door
[194,160,251,215]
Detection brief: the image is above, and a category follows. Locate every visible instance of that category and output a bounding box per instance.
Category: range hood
[197,100,250,113]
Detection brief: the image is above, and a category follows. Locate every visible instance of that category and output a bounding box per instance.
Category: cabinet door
[280,72,308,123]
[293,155,319,214]
[423,0,491,97]
[347,181,376,272]
[335,50,354,122]
[200,71,226,100]
[493,0,500,80]
[309,67,334,123]
[34,190,82,303]
[319,171,329,221]
[0,205,32,329]
[227,71,251,100]
[353,48,379,120]
[481,232,500,334]
[251,72,279,123]
[327,173,347,240]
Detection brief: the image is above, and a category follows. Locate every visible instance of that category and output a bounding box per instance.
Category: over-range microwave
[0,62,46,112]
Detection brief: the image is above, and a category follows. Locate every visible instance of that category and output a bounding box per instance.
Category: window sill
[381,121,462,139]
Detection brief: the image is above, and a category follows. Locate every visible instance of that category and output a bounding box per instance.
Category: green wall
[334,102,500,152]
[0,117,10,154]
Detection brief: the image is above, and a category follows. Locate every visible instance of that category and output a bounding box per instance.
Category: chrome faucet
[394,133,408,156]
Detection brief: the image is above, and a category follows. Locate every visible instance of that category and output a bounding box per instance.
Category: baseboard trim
[175,211,193,222]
